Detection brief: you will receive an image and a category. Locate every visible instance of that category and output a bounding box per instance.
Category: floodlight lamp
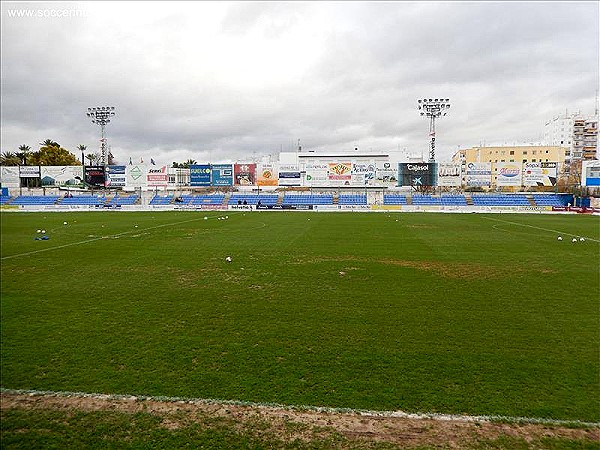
[418,99,422,103]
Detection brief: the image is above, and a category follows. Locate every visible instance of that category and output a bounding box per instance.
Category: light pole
[418,98,450,162]
[86,106,116,166]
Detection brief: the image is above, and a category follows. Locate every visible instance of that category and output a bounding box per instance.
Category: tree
[0,152,21,166]
[86,153,100,165]
[172,159,197,169]
[29,144,80,166]
[17,144,32,165]
[40,139,59,148]
[77,145,87,165]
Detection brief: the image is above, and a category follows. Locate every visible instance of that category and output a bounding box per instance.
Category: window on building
[532,159,536,162]
[532,150,537,155]
[523,159,527,163]
[510,159,514,162]
[510,151,515,155]
[523,151,527,155]
[546,150,549,153]
[501,159,505,162]
[501,151,505,155]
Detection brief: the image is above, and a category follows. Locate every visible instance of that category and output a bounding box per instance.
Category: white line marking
[1,388,597,427]
[482,216,600,242]
[1,214,235,261]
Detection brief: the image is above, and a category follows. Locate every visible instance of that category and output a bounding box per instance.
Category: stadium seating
[282,194,334,205]
[0,195,12,205]
[59,195,107,206]
[107,194,139,206]
[383,194,408,205]
[530,194,571,207]
[228,194,279,205]
[149,194,174,205]
[338,195,367,205]
[471,194,530,206]
[11,195,60,206]
[441,195,468,205]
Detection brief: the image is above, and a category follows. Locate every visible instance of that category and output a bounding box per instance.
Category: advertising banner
[375,162,397,187]
[278,165,301,186]
[0,166,20,188]
[190,164,212,186]
[523,162,558,187]
[256,163,278,186]
[147,165,168,187]
[212,164,233,186]
[105,165,126,187]
[495,162,522,187]
[234,163,256,186]
[466,162,491,187]
[85,166,106,188]
[397,163,436,187]
[581,160,600,187]
[328,162,352,186]
[19,166,40,178]
[437,163,462,187]
[304,163,328,187]
[40,166,83,186]
[127,165,147,190]
[352,162,376,186]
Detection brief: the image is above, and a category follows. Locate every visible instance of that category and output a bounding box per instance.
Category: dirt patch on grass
[1,392,597,448]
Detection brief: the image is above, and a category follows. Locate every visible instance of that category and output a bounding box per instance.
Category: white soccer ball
[41,230,46,234]
[225,256,232,262]
[557,236,562,241]
[63,221,68,225]
[134,225,138,228]
[218,217,221,220]
[572,238,577,243]
[37,229,41,233]
[580,237,585,242]
[204,216,208,220]
[225,216,229,219]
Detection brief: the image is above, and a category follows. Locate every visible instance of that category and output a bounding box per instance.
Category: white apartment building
[544,112,598,160]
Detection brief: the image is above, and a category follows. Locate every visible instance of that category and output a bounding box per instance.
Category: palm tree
[17,144,31,165]
[40,139,59,147]
[0,151,21,166]
[77,145,87,165]
[86,152,101,165]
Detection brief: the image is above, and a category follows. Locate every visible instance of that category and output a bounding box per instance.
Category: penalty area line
[1,388,597,428]
[481,216,600,243]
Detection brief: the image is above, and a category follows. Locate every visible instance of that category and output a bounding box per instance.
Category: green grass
[1,211,599,422]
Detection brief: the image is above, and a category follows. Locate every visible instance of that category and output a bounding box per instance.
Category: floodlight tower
[418,98,450,162]
[86,106,116,166]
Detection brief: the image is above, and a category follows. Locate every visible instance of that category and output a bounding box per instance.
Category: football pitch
[1,211,598,423]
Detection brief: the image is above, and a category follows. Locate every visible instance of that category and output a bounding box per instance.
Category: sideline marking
[1,214,242,261]
[1,388,597,428]
[482,216,600,243]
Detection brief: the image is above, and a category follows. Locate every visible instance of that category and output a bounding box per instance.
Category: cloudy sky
[1,1,598,165]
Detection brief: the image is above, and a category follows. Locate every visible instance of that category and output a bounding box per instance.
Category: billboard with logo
[211,164,233,186]
[304,163,328,187]
[256,163,278,186]
[40,166,83,186]
[278,164,301,186]
[105,165,126,187]
[234,163,256,186]
[127,165,147,189]
[0,166,20,188]
[328,162,352,186]
[19,166,40,178]
[352,162,376,186]
[397,163,436,187]
[466,162,491,187]
[147,165,168,187]
[375,162,397,186]
[523,162,558,187]
[495,163,522,187]
[437,163,462,187]
[190,164,212,186]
